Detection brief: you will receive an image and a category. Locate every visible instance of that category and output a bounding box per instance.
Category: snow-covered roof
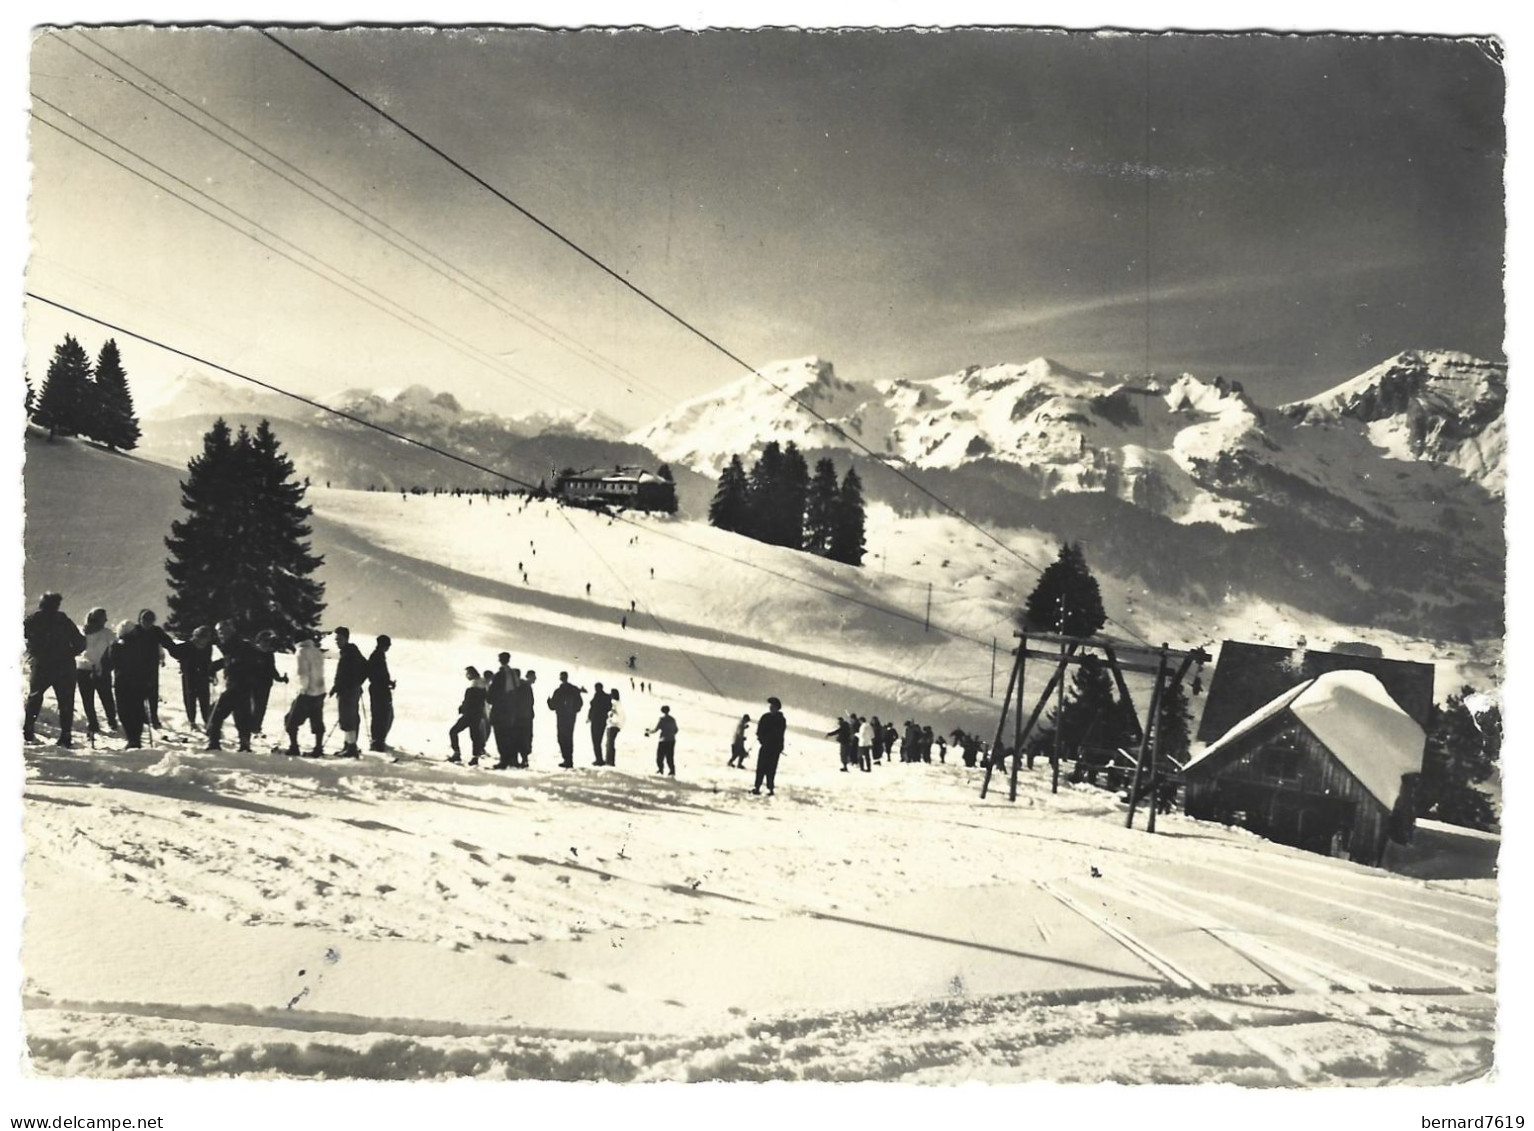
[1186,669,1425,810]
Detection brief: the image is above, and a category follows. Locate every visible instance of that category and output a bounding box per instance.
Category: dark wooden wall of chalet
[1184,714,1391,862]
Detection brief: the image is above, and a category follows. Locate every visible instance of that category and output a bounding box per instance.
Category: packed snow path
[22,739,1494,1082]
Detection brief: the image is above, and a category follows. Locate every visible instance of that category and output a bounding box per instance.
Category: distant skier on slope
[23,591,86,747]
[284,634,327,757]
[752,697,786,796]
[329,626,367,758]
[646,705,678,776]
[588,682,612,765]
[547,672,584,769]
[366,635,395,752]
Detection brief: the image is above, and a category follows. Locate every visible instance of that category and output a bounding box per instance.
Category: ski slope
[19,433,1499,1082]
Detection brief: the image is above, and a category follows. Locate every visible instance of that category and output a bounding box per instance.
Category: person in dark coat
[249,629,288,735]
[547,671,584,769]
[646,705,679,776]
[366,635,395,752]
[113,617,172,748]
[164,625,216,729]
[487,656,518,768]
[512,671,537,768]
[752,697,786,795]
[205,620,262,752]
[329,626,367,758]
[136,610,168,729]
[588,682,612,765]
[23,591,85,747]
[728,713,751,768]
[448,667,489,764]
[827,714,853,772]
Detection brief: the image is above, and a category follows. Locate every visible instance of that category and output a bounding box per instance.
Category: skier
[487,655,518,767]
[249,629,288,735]
[366,635,395,752]
[588,682,612,765]
[921,724,935,764]
[206,620,261,752]
[869,714,884,764]
[728,713,751,768]
[827,714,853,772]
[646,705,679,776]
[164,625,216,729]
[136,610,168,730]
[23,591,86,747]
[752,697,787,796]
[284,633,327,757]
[935,732,948,764]
[856,716,874,772]
[448,666,489,765]
[76,607,118,738]
[604,687,625,765]
[547,671,584,769]
[329,626,367,758]
[513,671,537,768]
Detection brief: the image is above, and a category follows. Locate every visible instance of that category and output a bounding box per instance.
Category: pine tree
[34,334,93,438]
[828,466,867,566]
[777,442,811,549]
[1153,679,1192,768]
[24,373,34,418]
[708,454,750,533]
[804,456,840,554]
[90,339,141,451]
[746,441,785,543]
[166,418,325,643]
[1049,656,1126,757]
[1021,542,1107,638]
[1416,687,1501,831]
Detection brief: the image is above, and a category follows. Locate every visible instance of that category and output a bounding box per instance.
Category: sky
[24,27,1507,426]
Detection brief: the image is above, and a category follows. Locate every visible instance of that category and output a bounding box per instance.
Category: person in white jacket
[603,688,626,766]
[283,634,327,757]
[76,607,118,736]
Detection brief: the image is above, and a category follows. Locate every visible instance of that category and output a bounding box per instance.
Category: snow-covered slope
[18,434,1500,1083]
[1282,350,1507,495]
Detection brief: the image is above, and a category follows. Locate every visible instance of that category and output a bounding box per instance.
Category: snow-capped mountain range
[630,350,1506,532]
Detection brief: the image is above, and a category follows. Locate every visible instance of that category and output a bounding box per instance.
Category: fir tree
[803,456,840,554]
[165,418,325,643]
[708,454,750,533]
[777,442,811,549]
[1051,656,1130,757]
[1417,687,1501,831]
[828,466,867,566]
[1021,542,1107,638]
[90,339,141,451]
[1152,679,1192,769]
[24,372,34,418]
[34,334,93,438]
[746,441,785,543]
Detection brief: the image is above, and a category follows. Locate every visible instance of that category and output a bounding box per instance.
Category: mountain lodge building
[554,466,677,512]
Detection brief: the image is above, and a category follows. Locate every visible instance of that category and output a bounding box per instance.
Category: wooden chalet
[1196,640,1435,744]
[1183,669,1426,866]
[554,466,677,512]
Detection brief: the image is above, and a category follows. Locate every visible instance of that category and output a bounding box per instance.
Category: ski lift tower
[979,630,1211,832]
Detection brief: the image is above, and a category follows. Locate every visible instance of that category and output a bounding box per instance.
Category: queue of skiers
[21,592,395,759]
[825,712,967,771]
[27,594,814,798]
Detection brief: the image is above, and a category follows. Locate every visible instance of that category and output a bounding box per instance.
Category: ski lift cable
[24,292,1003,660]
[58,30,677,412]
[257,30,1153,649]
[29,105,595,418]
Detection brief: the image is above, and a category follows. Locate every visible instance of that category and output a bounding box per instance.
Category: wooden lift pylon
[979,630,1211,832]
